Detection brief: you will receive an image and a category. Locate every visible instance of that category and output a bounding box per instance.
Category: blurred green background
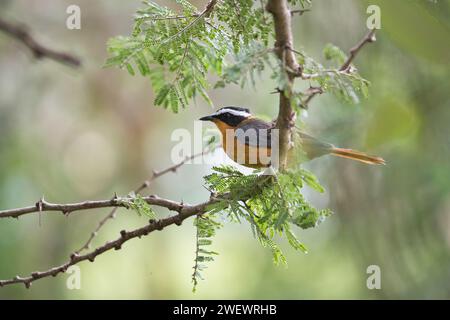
[0,0,449,299]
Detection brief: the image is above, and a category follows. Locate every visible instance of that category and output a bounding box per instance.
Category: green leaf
[122,194,156,219]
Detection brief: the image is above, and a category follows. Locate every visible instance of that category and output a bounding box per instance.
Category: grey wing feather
[297,132,334,158]
[235,119,273,148]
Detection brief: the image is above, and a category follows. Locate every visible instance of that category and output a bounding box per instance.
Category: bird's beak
[199,115,214,121]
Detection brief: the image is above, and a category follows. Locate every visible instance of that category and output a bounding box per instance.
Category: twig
[302,86,323,107]
[300,29,376,108]
[74,207,118,254]
[160,0,218,45]
[135,149,209,194]
[0,17,81,67]
[0,194,197,219]
[290,9,311,16]
[75,149,210,253]
[0,150,210,220]
[140,14,200,22]
[339,29,376,71]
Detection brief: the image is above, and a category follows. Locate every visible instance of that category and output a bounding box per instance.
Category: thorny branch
[0,150,215,288]
[0,197,218,288]
[0,17,81,67]
[76,149,210,254]
[339,29,376,72]
[299,29,377,108]
[0,194,195,219]
[0,150,210,220]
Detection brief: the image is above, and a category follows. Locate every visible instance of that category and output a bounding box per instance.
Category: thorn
[114,244,122,250]
[88,256,95,263]
[270,87,282,94]
[36,196,45,227]
[120,230,127,237]
[24,281,31,289]
[142,180,150,189]
[368,30,376,42]
[148,219,156,224]
[31,272,39,279]
[175,216,183,226]
[70,253,79,261]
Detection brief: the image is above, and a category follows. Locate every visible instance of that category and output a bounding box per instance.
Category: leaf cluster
[292,45,370,107]
[120,193,157,220]
[191,214,221,292]
[204,165,331,264]
[105,0,272,112]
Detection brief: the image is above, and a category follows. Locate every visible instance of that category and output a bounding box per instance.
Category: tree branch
[339,29,376,71]
[0,194,197,219]
[0,150,210,220]
[301,29,377,108]
[74,150,210,254]
[266,0,299,170]
[0,17,81,67]
[0,196,218,288]
[0,149,217,288]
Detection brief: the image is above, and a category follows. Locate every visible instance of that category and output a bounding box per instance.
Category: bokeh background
[0,0,449,299]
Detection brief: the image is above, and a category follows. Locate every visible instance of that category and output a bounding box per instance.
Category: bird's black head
[199,106,252,127]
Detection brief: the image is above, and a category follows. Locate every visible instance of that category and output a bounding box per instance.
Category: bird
[199,106,385,169]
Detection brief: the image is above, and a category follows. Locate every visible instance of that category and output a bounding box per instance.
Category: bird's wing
[235,118,273,148]
[297,131,334,158]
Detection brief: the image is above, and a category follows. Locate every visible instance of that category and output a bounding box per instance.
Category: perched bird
[200,106,385,169]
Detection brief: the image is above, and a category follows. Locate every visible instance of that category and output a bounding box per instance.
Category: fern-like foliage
[292,45,370,108]
[192,214,221,292]
[204,165,332,264]
[119,193,157,220]
[105,0,272,113]
[106,0,370,112]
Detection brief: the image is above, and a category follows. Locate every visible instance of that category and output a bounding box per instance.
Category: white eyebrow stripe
[213,108,251,118]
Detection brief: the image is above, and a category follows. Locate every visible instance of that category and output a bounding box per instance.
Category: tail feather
[330,147,386,165]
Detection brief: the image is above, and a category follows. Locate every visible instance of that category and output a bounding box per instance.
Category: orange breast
[213,120,271,168]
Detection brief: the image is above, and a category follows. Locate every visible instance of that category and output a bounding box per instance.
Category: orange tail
[330,147,386,165]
